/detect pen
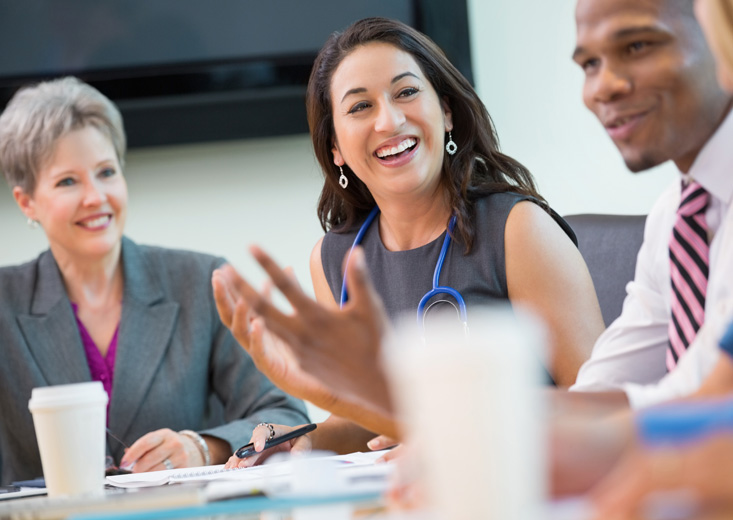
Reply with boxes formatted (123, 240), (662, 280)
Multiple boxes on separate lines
(235, 423), (317, 459)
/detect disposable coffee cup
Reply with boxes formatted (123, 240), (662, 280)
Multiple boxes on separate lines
(28, 382), (108, 497)
(383, 305), (547, 520)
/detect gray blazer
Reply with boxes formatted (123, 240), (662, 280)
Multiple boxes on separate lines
(0, 237), (308, 484)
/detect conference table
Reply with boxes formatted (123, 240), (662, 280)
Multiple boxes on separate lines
(3, 455), (732, 520)
(5, 484), (733, 520)
(0, 451), (391, 520)
(1, 484), (386, 520)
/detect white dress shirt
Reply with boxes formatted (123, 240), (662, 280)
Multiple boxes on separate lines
(571, 110), (733, 408)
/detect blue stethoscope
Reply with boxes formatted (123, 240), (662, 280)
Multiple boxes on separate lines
(339, 206), (469, 333)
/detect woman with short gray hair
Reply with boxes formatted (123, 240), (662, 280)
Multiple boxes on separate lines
(0, 77), (125, 194)
(0, 77), (308, 485)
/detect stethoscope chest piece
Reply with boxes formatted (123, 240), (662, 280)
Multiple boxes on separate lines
(341, 206), (468, 334)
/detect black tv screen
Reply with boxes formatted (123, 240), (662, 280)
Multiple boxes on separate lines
(0, 0), (472, 148)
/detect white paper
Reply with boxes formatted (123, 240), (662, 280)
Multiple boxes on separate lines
(105, 450), (392, 489)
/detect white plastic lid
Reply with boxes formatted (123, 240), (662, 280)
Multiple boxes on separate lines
(28, 382), (108, 411)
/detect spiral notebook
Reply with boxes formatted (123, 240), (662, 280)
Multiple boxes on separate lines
(106, 451), (386, 489)
(106, 464), (258, 488)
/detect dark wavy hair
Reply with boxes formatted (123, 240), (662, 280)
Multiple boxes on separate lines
(307, 17), (546, 252)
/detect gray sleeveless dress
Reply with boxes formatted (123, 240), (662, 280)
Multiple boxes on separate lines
(321, 192), (576, 325)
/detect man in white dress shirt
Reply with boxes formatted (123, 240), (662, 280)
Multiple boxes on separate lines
(569, 0), (733, 408)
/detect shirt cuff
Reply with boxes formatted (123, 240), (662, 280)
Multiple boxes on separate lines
(622, 381), (677, 409)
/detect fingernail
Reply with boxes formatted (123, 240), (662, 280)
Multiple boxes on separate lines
(120, 461), (135, 471)
(367, 439), (379, 450)
(352, 248), (366, 271)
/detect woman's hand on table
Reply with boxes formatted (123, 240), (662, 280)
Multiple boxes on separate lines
(367, 434), (401, 463)
(224, 423), (313, 469)
(120, 428), (203, 472)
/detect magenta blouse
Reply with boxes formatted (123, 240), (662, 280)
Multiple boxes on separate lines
(71, 303), (119, 424)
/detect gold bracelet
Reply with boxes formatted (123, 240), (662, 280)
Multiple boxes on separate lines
(179, 429), (211, 466)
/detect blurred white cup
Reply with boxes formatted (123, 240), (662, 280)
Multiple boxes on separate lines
(260, 450), (351, 520)
(28, 381), (108, 497)
(383, 305), (547, 520)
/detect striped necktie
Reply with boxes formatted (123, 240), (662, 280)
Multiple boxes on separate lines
(667, 180), (710, 371)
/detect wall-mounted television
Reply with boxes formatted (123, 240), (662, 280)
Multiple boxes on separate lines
(0, 0), (472, 149)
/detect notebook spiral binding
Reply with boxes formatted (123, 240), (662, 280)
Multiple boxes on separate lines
(171, 465), (244, 481)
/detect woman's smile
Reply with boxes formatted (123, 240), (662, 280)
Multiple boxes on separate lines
(76, 213), (113, 230)
(374, 136), (419, 167)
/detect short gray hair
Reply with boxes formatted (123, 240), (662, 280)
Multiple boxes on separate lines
(0, 77), (126, 195)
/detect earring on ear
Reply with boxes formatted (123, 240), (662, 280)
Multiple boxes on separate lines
(338, 165), (348, 189)
(26, 218), (39, 229)
(445, 132), (457, 155)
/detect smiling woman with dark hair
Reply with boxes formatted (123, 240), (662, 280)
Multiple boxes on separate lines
(216, 17), (605, 468)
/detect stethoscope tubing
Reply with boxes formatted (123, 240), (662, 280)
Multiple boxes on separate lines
(339, 206), (380, 307)
(340, 207), (468, 329)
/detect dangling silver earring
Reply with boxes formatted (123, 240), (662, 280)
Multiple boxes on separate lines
(338, 165), (348, 189)
(445, 132), (457, 155)
(27, 218), (39, 229)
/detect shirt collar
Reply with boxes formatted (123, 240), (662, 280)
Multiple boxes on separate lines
(684, 108), (733, 205)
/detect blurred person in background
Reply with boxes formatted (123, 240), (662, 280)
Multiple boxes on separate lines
(587, 0), (733, 514)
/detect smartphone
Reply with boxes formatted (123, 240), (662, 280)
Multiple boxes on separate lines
(235, 423), (317, 459)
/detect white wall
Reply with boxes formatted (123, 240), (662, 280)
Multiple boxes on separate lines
(467, 0), (675, 215)
(0, 1), (678, 422)
(1, 134), (324, 291)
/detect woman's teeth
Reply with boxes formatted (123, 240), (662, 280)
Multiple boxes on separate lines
(376, 138), (417, 158)
(81, 215), (109, 228)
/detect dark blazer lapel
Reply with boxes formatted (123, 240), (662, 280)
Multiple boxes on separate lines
(17, 250), (90, 386)
(110, 238), (179, 440)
